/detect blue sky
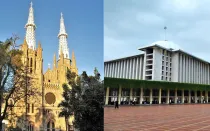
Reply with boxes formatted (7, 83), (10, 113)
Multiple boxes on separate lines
(0, 0), (104, 78)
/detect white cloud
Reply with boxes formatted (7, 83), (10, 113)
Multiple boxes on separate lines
(104, 0), (210, 63)
(136, 12), (165, 25)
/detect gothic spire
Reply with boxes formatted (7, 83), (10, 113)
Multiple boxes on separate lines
(58, 12), (69, 59)
(58, 12), (68, 37)
(53, 53), (56, 69)
(25, 1), (36, 50)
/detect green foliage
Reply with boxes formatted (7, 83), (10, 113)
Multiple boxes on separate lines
(59, 68), (104, 131)
(104, 77), (210, 91)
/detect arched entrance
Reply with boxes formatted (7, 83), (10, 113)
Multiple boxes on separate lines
(47, 121), (55, 131)
(27, 123), (34, 131)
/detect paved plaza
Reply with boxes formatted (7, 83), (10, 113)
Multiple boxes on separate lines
(104, 104), (210, 131)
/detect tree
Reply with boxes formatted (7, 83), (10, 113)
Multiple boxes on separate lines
(58, 70), (78, 131)
(59, 68), (104, 131)
(0, 36), (40, 130)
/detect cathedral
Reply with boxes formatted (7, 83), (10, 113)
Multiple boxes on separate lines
(6, 2), (78, 130)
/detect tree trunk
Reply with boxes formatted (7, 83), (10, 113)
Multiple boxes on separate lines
(0, 119), (3, 131)
(65, 117), (69, 131)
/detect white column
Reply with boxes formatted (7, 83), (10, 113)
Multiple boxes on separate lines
(186, 56), (188, 83)
(136, 57), (139, 79)
(119, 61), (122, 78)
(183, 55), (185, 82)
(126, 60), (129, 79)
(150, 88), (153, 104)
(208, 66), (209, 84)
(129, 59), (132, 79)
(200, 91), (203, 103)
(123, 60), (126, 78)
(158, 88), (161, 104)
(166, 89), (170, 104)
(132, 58), (135, 79)
(118, 86), (122, 105)
(179, 54), (182, 82)
(105, 87), (109, 105)
(116, 62), (119, 78)
(188, 90), (191, 104)
(110, 63), (112, 77)
(104, 64), (107, 77)
(199, 62), (201, 84)
(140, 87), (143, 104)
(114, 62), (117, 78)
(195, 90), (197, 103)
(205, 90), (208, 103)
(182, 89), (184, 104)
(130, 88), (133, 103)
(139, 57), (142, 79)
(175, 88), (177, 104)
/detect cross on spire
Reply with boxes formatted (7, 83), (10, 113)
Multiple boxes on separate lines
(48, 63), (51, 69)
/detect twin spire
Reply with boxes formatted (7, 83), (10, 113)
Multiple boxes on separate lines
(25, 1), (36, 50)
(25, 2), (70, 60)
(58, 13), (70, 59)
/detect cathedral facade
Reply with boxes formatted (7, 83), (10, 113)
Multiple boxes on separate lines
(7, 2), (78, 130)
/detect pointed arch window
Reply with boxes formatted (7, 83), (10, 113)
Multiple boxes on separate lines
(47, 121), (55, 131)
(27, 123), (34, 131)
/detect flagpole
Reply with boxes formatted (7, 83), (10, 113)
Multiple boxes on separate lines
(164, 26), (167, 41)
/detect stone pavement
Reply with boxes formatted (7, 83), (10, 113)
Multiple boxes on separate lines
(104, 104), (210, 131)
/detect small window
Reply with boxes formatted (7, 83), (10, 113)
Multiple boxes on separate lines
(32, 104), (34, 113)
(162, 66), (164, 70)
(48, 80), (50, 82)
(161, 76), (163, 80)
(27, 104), (30, 113)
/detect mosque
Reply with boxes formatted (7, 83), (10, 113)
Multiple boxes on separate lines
(104, 37), (210, 106)
(4, 2), (78, 131)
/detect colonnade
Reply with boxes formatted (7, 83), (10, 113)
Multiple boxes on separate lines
(105, 87), (210, 105)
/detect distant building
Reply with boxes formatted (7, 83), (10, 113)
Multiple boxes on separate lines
(104, 40), (210, 105)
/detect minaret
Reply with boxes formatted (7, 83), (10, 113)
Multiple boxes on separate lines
(25, 2), (36, 50)
(58, 12), (69, 59)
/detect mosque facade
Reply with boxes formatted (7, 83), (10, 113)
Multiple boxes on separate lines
(104, 40), (210, 106)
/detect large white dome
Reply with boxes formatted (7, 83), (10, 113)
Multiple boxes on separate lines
(150, 41), (182, 50)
